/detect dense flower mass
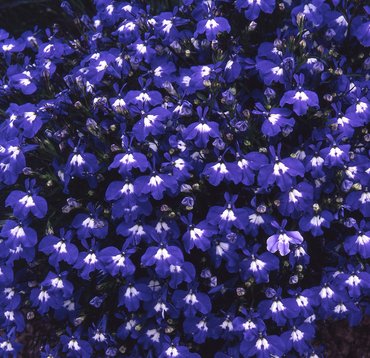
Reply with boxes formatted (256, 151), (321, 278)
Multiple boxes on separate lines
(0, 0), (369, 356)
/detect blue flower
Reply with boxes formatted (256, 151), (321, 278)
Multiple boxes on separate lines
(9, 71), (37, 95)
(98, 246), (136, 277)
(266, 220), (304, 256)
(159, 338), (201, 358)
(345, 187), (370, 217)
(182, 106), (220, 148)
(72, 204), (108, 240)
(61, 330), (93, 357)
(259, 293), (299, 326)
(280, 74), (319, 116)
(257, 145), (305, 191)
(108, 149), (149, 176)
(195, 17), (231, 41)
(39, 229), (79, 268)
(240, 332), (285, 358)
(134, 171), (178, 201)
(207, 193), (249, 232)
(0, 219), (37, 249)
(181, 214), (215, 252)
(74, 248), (102, 280)
(240, 246), (279, 283)
(299, 208), (334, 236)
(344, 220), (370, 258)
(5, 179), (47, 219)
(236, 0), (276, 21)
(281, 323), (315, 355)
(172, 287), (212, 316)
(132, 107), (171, 142)
(253, 103), (295, 137)
(30, 286), (62, 314)
(118, 282), (151, 312)
(65, 144), (99, 181)
(141, 242), (184, 278)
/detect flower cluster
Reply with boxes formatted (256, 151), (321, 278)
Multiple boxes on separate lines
(0, 0), (369, 356)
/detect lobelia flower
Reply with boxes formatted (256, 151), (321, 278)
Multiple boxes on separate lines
(161, 153), (193, 181)
(315, 280), (341, 313)
(343, 220), (370, 259)
(345, 187), (370, 217)
(233, 308), (266, 341)
(141, 240), (184, 278)
(9, 70), (37, 95)
(6, 102), (44, 138)
(0, 218), (37, 249)
(252, 103), (295, 137)
(195, 16), (231, 41)
(281, 322), (316, 355)
(235, 0), (276, 21)
(5, 179), (47, 219)
(137, 324), (164, 351)
(118, 282), (151, 312)
(74, 244), (103, 280)
(304, 143), (326, 179)
(183, 315), (219, 344)
(240, 331), (285, 358)
(277, 181), (313, 216)
(266, 220), (304, 256)
(65, 143), (99, 180)
(207, 193), (249, 233)
(258, 291), (300, 326)
(181, 213), (215, 252)
(134, 169), (178, 201)
(168, 261), (196, 289)
(128, 36), (157, 63)
(39, 229), (79, 268)
(289, 288), (318, 318)
(352, 13), (370, 47)
(202, 156), (241, 186)
(61, 329), (93, 357)
(0, 138), (29, 185)
(299, 207), (334, 237)
(234, 150), (268, 186)
(257, 145), (305, 192)
(0, 333), (22, 357)
(89, 318), (109, 349)
(209, 237), (240, 272)
(0, 265), (13, 286)
(132, 106), (171, 142)
(319, 135), (350, 168)
(30, 286), (62, 314)
(116, 217), (152, 248)
(291, 0), (330, 28)
(172, 286), (212, 317)
(182, 106), (220, 148)
(154, 11), (189, 44)
(108, 147), (150, 176)
(239, 245), (279, 284)
(105, 177), (138, 210)
(72, 204), (108, 240)
(255, 41), (293, 85)
(342, 154), (370, 186)
(158, 337), (201, 358)
(42, 271), (74, 298)
(289, 242), (310, 267)
(98, 246), (136, 277)
(280, 74), (319, 116)
(336, 265), (370, 298)
(244, 201), (274, 237)
(327, 102), (364, 137)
